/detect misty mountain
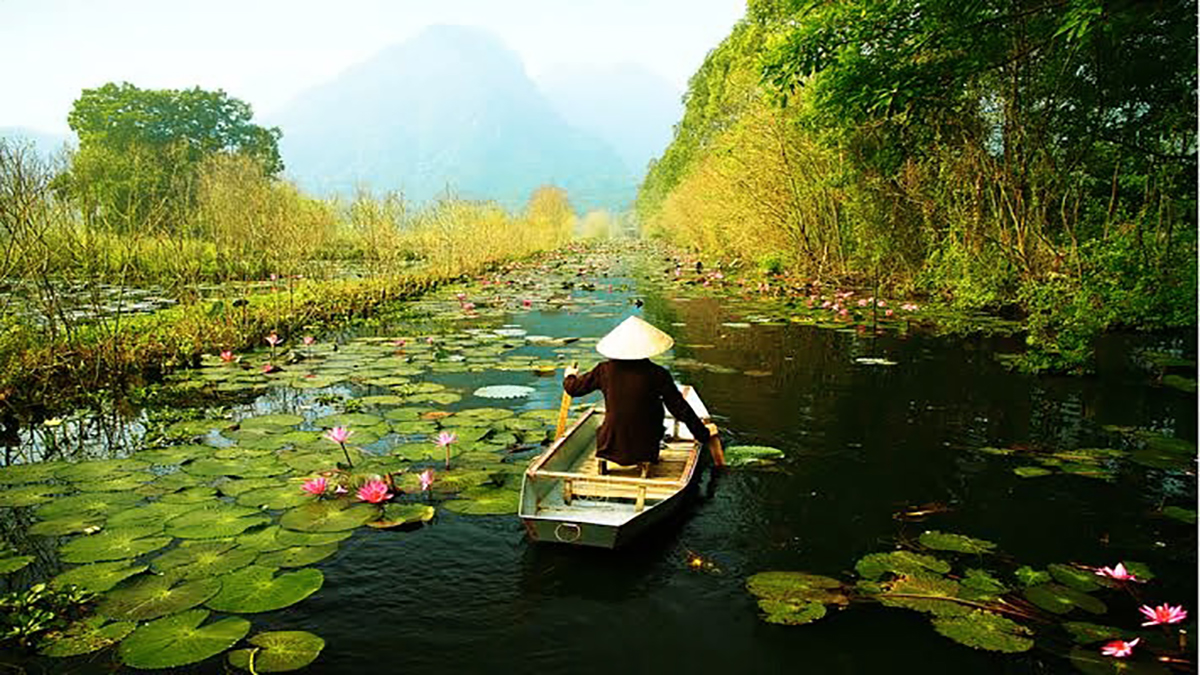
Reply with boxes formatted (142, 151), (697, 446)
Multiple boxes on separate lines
(535, 63), (682, 177)
(269, 25), (634, 211)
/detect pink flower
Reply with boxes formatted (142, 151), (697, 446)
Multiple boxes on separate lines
(522, 299), (533, 308)
(262, 363), (278, 374)
(301, 476), (327, 496)
(425, 336), (434, 344)
(356, 479), (393, 504)
(462, 302), (476, 311)
(885, 309), (894, 317)
(270, 273), (278, 282)
(220, 350), (236, 362)
(303, 336), (315, 346)
(1100, 638), (1139, 658)
(455, 292), (467, 301)
(324, 426), (353, 445)
(878, 300), (887, 307)
(265, 333), (281, 347)
(902, 303), (920, 311)
(838, 308), (849, 317)
(435, 431), (457, 447)
(1140, 603), (1188, 626)
(857, 298), (869, 307)
(419, 469), (435, 492)
(1095, 562), (1139, 582)
(394, 339), (406, 347)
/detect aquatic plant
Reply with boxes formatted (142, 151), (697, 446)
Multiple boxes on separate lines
(1094, 563), (1140, 582)
(1139, 603), (1187, 626)
(436, 431), (457, 469)
(0, 583), (94, 650)
(1100, 638), (1138, 658)
(356, 479), (393, 504)
(419, 468), (435, 492)
(324, 426), (355, 468)
(301, 476), (328, 496)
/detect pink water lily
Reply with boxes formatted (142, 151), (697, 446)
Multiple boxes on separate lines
(303, 336), (315, 346)
(1139, 603), (1188, 626)
(356, 479), (393, 504)
(301, 476), (328, 496)
(325, 426), (353, 444)
(462, 302), (476, 312)
(419, 469), (435, 492)
(265, 332), (281, 347)
(1095, 562), (1139, 582)
(522, 299), (533, 308)
(220, 350), (236, 363)
(1100, 638), (1139, 658)
(436, 431), (457, 469)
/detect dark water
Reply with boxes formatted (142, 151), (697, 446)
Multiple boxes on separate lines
(4, 253), (1197, 674)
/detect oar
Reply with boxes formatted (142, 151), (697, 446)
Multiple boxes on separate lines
(705, 422), (726, 468)
(554, 362), (578, 440)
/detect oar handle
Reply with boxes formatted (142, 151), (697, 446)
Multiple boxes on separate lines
(554, 362), (579, 440)
(705, 422), (725, 468)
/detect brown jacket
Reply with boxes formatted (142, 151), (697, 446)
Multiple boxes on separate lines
(563, 359), (711, 465)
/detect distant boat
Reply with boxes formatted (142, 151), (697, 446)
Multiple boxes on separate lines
(519, 386), (711, 548)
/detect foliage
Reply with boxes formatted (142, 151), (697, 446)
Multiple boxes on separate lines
(0, 583), (94, 649)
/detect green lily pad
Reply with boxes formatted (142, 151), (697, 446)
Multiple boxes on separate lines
(725, 445), (785, 467)
(236, 485), (312, 510)
(55, 459), (149, 482)
(368, 503), (436, 529)
(184, 457), (290, 478)
(746, 571), (845, 606)
(391, 420), (440, 435)
(1013, 466), (1053, 478)
(108, 501), (207, 529)
(219, 477), (280, 496)
(160, 486), (220, 503)
(280, 500), (380, 532)
(166, 419), (228, 437)
(74, 472), (155, 492)
(0, 483), (68, 507)
(99, 574), (222, 621)
(756, 598), (827, 625)
(29, 512), (106, 536)
(40, 616), (136, 657)
(37, 492), (143, 520)
(135, 445), (210, 465)
(1162, 505), (1197, 524)
(274, 528), (354, 548)
(443, 485), (520, 515)
(60, 527), (172, 563)
(960, 569), (1008, 599)
(255, 544), (339, 568)
(931, 609), (1034, 653)
(1048, 563), (1102, 592)
(856, 551), (951, 581)
(1161, 374), (1197, 393)
(119, 609), (250, 669)
(0, 553), (34, 574)
(153, 540), (258, 579)
(1118, 561), (1155, 581)
(918, 531), (997, 555)
(167, 505), (271, 539)
(238, 414), (304, 430)
(52, 561), (149, 593)
(1023, 583), (1107, 615)
(313, 413), (383, 428)
(206, 565), (324, 613)
(0, 461), (63, 484)
(227, 631), (325, 672)
(1015, 565), (1052, 587)
(1062, 621), (1125, 644)
(878, 575), (971, 617)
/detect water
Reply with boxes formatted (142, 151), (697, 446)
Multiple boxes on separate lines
(2, 247), (1196, 673)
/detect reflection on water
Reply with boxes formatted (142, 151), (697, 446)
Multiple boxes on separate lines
(1, 248), (1195, 674)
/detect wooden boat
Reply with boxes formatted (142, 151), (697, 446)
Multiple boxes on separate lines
(519, 385), (711, 549)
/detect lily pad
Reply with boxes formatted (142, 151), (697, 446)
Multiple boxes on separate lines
(931, 609), (1034, 653)
(153, 540), (258, 579)
(0, 461), (63, 484)
(60, 527), (172, 563)
(856, 551), (951, 581)
(37, 492), (142, 520)
(879, 575), (972, 617)
(236, 485), (312, 510)
(107, 501), (207, 529)
(238, 414), (304, 430)
(959, 569), (1007, 599)
(52, 561), (149, 593)
(368, 503), (436, 529)
(724, 445), (785, 467)
(443, 485), (520, 515)
(756, 598), (828, 625)
(1062, 621), (1125, 644)
(0, 483), (68, 507)
(1015, 565), (1052, 587)
(1048, 563), (1101, 592)
(166, 505), (272, 539)
(472, 384), (535, 399)
(1013, 466), (1053, 478)
(119, 609), (250, 669)
(159, 486), (220, 503)
(29, 512), (106, 536)
(746, 571), (845, 607)
(39, 616), (136, 657)
(1162, 505), (1197, 524)
(255, 544), (339, 568)
(206, 566), (324, 613)
(1068, 646), (1171, 675)
(918, 531), (997, 555)
(99, 574), (222, 621)
(274, 528), (354, 548)
(313, 413), (383, 428)
(227, 631), (326, 672)
(0, 553), (34, 574)
(280, 500), (380, 532)
(1023, 583), (1107, 615)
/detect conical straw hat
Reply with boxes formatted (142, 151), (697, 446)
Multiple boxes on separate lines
(596, 316), (674, 360)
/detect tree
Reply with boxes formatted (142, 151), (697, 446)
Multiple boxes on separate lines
(64, 82), (282, 233)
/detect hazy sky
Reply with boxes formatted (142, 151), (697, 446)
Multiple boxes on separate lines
(1, 0), (746, 133)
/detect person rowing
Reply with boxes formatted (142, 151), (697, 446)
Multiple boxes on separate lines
(562, 316), (719, 471)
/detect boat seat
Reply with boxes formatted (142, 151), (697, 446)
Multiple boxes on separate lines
(597, 459), (649, 477)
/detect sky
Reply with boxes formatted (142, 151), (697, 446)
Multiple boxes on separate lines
(0, 0), (747, 134)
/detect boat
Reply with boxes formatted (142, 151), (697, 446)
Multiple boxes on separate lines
(519, 385), (713, 549)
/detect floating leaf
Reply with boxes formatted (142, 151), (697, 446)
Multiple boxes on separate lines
(1014, 566), (1052, 587)
(153, 540), (258, 579)
(52, 561), (148, 593)
(37, 492), (142, 520)
(99, 574), (222, 621)
(1023, 583), (1106, 615)
(0, 553), (34, 574)
(1048, 563), (1101, 592)
(1013, 466), (1053, 478)
(227, 631), (325, 672)
(443, 485), (520, 515)
(236, 485), (312, 510)
(255, 544), (339, 568)
(0, 461), (63, 484)
(274, 528), (353, 548)
(879, 575), (971, 617)
(238, 414), (304, 430)
(472, 385), (535, 399)
(166, 505), (272, 539)
(60, 527), (172, 564)
(135, 445), (209, 465)
(725, 445), (785, 467)
(1118, 561), (1155, 581)
(960, 569), (1008, 599)
(918, 531), (997, 555)
(746, 571), (845, 607)
(206, 566), (323, 613)
(1062, 622), (1125, 644)
(757, 598), (827, 625)
(56, 459), (149, 482)
(40, 616), (136, 657)
(0, 483), (66, 507)
(1162, 505), (1196, 524)
(280, 500), (379, 532)
(368, 503), (435, 529)
(160, 486), (220, 503)
(313, 413), (383, 428)
(29, 512), (106, 536)
(931, 609), (1034, 653)
(119, 609), (250, 669)
(107, 501), (207, 529)
(856, 551), (951, 581)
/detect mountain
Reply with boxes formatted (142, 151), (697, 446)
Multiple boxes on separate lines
(536, 63), (683, 178)
(269, 25), (633, 211)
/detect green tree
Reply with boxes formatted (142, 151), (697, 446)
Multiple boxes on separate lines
(65, 82), (282, 233)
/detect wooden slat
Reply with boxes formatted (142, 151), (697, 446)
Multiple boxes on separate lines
(531, 469), (684, 488)
(569, 480), (678, 501)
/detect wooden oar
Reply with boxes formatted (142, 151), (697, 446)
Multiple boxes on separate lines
(705, 422), (726, 468)
(554, 362), (578, 440)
